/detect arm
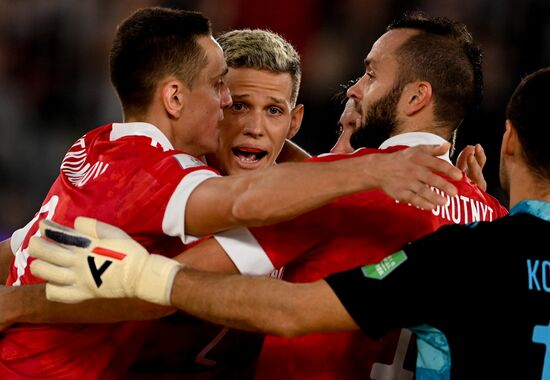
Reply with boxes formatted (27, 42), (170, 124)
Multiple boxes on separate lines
(186, 143), (462, 236)
(0, 239), (12, 283)
(0, 283), (174, 330)
(169, 268), (357, 337)
(276, 139), (311, 163)
(0, 239), (231, 329)
(28, 217), (358, 336)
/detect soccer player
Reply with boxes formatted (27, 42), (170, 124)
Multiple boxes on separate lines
(30, 66), (550, 380)
(0, 7), (461, 379)
(179, 12), (508, 379)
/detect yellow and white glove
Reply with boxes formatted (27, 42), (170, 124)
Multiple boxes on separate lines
(29, 217), (182, 305)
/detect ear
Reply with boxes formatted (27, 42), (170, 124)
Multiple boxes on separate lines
(403, 81), (432, 116)
(161, 79), (187, 119)
(288, 104), (304, 138)
(501, 119), (519, 157)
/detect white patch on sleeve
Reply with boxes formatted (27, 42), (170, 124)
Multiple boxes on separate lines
(174, 153), (208, 170)
(213, 228), (274, 275)
(162, 169), (219, 244)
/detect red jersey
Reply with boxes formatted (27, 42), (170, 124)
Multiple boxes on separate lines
(2, 122), (218, 379)
(215, 133), (509, 379)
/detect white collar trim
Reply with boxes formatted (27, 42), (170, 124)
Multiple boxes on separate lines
(110, 122), (174, 152)
(378, 132), (451, 163)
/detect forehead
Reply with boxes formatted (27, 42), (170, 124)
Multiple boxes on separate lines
(365, 28), (417, 71)
(226, 67), (293, 103)
(197, 35), (227, 77)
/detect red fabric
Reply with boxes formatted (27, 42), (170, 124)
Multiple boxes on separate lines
(252, 147), (508, 379)
(2, 123), (217, 379)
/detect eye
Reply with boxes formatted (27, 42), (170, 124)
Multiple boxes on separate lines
(231, 102), (246, 112)
(267, 106), (283, 115)
(366, 70), (375, 80)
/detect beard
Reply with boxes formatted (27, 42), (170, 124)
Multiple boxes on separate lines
(350, 83), (402, 150)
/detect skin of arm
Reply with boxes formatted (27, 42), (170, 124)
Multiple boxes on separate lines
(169, 267), (358, 337)
(0, 283), (175, 331)
(0, 239), (12, 284)
(1, 145), (459, 329)
(185, 143), (462, 236)
(0, 238), (229, 330)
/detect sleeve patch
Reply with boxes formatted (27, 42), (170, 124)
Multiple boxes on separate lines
(361, 250), (407, 280)
(173, 153), (207, 170)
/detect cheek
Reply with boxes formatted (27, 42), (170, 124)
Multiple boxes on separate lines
(267, 122), (292, 150)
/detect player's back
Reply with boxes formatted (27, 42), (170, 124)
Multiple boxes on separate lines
(253, 146), (508, 379)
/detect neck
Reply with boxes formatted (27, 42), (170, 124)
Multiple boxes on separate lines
(508, 169), (550, 209)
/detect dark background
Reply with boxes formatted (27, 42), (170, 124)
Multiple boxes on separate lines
(1, 0), (549, 238)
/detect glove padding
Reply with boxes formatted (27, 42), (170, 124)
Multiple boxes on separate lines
(29, 217), (181, 305)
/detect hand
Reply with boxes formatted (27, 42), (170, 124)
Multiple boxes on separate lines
(373, 143), (462, 210)
(28, 217), (181, 305)
(456, 144), (487, 191)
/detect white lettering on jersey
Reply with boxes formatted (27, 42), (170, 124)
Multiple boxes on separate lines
(13, 196), (59, 286)
(61, 137), (109, 187)
(429, 188), (494, 223)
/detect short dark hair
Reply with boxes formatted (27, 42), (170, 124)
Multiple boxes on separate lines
(387, 11), (483, 131)
(506, 67), (550, 180)
(110, 7), (212, 117)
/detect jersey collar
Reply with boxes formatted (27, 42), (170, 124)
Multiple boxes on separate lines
(379, 132), (452, 164)
(509, 200), (550, 222)
(110, 122), (174, 152)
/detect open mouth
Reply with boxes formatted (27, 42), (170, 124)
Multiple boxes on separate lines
(232, 146), (268, 163)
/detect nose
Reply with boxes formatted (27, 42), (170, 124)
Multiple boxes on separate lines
(242, 112), (265, 137)
(330, 132), (354, 154)
(346, 77), (363, 100)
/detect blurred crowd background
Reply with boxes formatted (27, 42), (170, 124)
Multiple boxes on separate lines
(0, 0), (549, 238)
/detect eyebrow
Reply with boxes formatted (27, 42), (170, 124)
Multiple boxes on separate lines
(364, 58), (375, 70)
(212, 66), (229, 80)
(232, 94), (289, 107)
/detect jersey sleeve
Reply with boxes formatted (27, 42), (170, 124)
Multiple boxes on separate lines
(161, 159), (219, 244)
(123, 152), (219, 246)
(213, 227), (274, 275)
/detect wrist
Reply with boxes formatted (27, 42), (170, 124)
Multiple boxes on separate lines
(135, 254), (182, 305)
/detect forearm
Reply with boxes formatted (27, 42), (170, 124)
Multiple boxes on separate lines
(169, 267), (357, 337)
(186, 144), (462, 236)
(1, 283), (174, 326)
(0, 239), (13, 283)
(187, 157), (380, 236)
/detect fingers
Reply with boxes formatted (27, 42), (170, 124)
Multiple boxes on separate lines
(29, 236), (75, 267)
(456, 145), (475, 172)
(474, 144), (486, 168)
(414, 144), (462, 181)
(398, 182), (447, 210)
(74, 217), (100, 238)
(75, 216), (131, 240)
(46, 284), (88, 304)
(467, 154), (487, 191)
(39, 220), (93, 249)
(30, 259), (76, 286)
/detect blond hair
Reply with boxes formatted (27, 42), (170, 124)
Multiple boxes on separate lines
(217, 29), (301, 106)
